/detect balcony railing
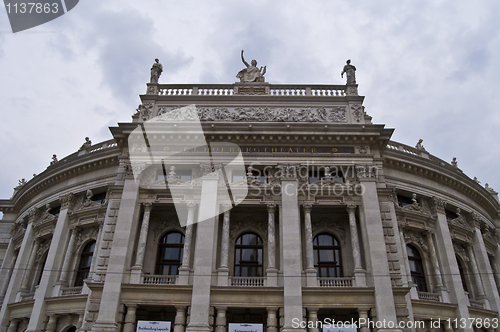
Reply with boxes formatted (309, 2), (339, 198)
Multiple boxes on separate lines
(154, 84), (349, 97)
(61, 286), (83, 296)
(318, 277), (353, 287)
(143, 275), (178, 285)
(230, 277), (266, 287)
(417, 291), (440, 302)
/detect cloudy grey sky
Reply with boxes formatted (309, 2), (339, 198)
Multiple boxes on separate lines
(0, 1), (499, 208)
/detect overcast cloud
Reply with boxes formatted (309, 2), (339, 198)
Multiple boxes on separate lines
(0, 1), (499, 211)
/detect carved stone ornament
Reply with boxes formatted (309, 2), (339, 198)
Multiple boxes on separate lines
(468, 212), (483, 229)
(60, 193), (74, 210)
(10, 222), (26, 238)
(355, 165), (378, 180)
(449, 212), (472, 231)
(137, 103), (154, 122)
(313, 217), (346, 243)
(230, 215), (267, 243)
(79, 190), (100, 209)
(153, 217), (180, 239)
(453, 243), (468, 262)
(403, 230), (429, 255)
(147, 85), (157, 95)
(73, 227), (99, 253)
(351, 104), (363, 123)
(355, 146), (370, 154)
(274, 165), (302, 181)
(28, 208), (38, 224)
(156, 106), (347, 123)
(430, 196), (446, 214)
(36, 240), (50, 262)
(402, 193), (424, 213)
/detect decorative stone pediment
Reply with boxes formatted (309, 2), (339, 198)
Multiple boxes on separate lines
(152, 217), (181, 240)
(74, 226), (99, 253)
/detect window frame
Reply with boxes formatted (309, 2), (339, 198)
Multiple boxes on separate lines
(155, 231), (185, 276)
(234, 232), (264, 277)
(406, 244), (428, 292)
(74, 240), (96, 287)
(313, 233), (343, 278)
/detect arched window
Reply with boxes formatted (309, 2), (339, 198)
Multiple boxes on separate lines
(313, 233), (342, 277)
(234, 233), (263, 277)
(156, 232), (184, 275)
(74, 241), (96, 287)
(406, 244), (428, 292)
(457, 256), (469, 293)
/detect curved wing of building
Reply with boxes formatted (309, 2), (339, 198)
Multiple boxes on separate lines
(0, 76), (499, 332)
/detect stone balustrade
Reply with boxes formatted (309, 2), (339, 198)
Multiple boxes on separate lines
(143, 275), (178, 285)
(61, 286), (83, 296)
(417, 291), (440, 302)
(152, 84), (349, 97)
(230, 276), (266, 287)
(318, 277), (353, 287)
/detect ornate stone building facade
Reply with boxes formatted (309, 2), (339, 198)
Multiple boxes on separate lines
(0, 68), (499, 332)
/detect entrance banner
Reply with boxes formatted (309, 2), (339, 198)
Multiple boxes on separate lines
(228, 323), (263, 332)
(323, 324), (357, 332)
(137, 321), (171, 332)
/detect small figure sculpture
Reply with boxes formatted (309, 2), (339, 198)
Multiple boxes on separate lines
(18, 178), (27, 186)
(236, 50), (266, 83)
(79, 137), (92, 150)
(82, 189), (94, 208)
(50, 154), (58, 165)
(456, 208), (461, 216)
(473, 177), (480, 184)
(150, 58), (163, 83)
(451, 157), (458, 167)
(415, 139), (426, 151)
(411, 193), (418, 205)
(341, 59), (356, 85)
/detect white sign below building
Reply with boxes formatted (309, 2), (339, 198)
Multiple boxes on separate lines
(136, 320), (171, 332)
(228, 323), (263, 332)
(323, 324), (357, 332)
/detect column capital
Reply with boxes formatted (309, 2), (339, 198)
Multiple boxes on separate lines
(346, 204), (357, 213)
(303, 204), (313, 213)
(59, 192), (75, 210)
(143, 202), (153, 212)
(267, 203), (276, 213)
(431, 196), (446, 214)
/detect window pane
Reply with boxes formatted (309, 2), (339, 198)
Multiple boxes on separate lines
(167, 232), (183, 244)
(319, 250), (334, 262)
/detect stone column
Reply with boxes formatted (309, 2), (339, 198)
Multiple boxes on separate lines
(279, 167), (305, 332)
(58, 227), (78, 285)
(346, 204), (366, 287)
(6, 318), (20, 332)
(20, 238), (40, 291)
(357, 309), (369, 332)
(27, 192), (78, 332)
(266, 308), (278, 332)
(174, 307), (187, 332)
(303, 204), (317, 287)
(431, 197), (472, 331)
(491, 250), (500, 295)
(179, 203), (196, 285)
(267, 204), (278, 286)
(0, 250), (18, 300)
(130, 203), (153, 283)
(307, 308), (319, 332)
(91, 176), (141, 332)
(135, 203), (153, 267)
(186, 175), (219, 332)
(426, 231), (448, 301)
(45, 315), (58, 332)
(217, 205), (231, 286)
(471, 220), (500, 314)
(467, 245), (486, 300)
(214, 307), (226, 332)
(357, 166), (399, 327)
(123, 304), (137, 332)
(346, 205), (362, 270)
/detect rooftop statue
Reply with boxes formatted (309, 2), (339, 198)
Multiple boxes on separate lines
(341, 59), (356, 85)
(236, 50), (266, 83)
(150, 58), (163, 83)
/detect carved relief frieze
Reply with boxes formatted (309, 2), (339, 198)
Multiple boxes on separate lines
(137, 103), (154, 122)
(430, 197), (446, 215)
(449, 209), (473, 233)
(355, 165), (378, 180)
(156, 106), (347, 123)
(351, 104), (363, 122)
(60, 193), (75, 210)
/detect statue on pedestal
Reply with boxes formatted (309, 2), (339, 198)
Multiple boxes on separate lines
(236, 50), (266, 83)
(150, 58), (163, 83)
(341, 59), (356, 85)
